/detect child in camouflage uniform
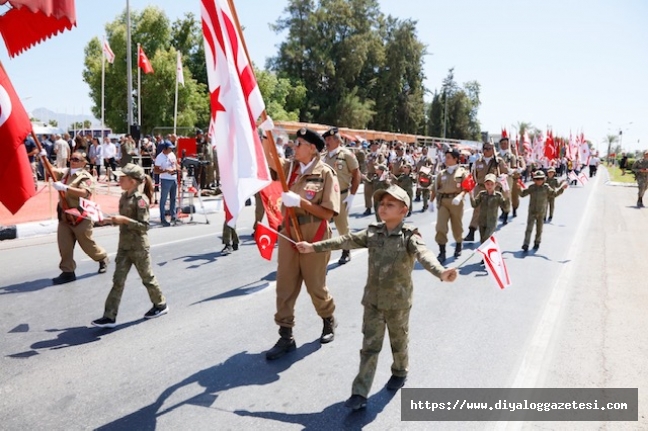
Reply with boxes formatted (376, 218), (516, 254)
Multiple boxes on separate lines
(470, 174), (507, 244)
(296, 185), (457, 411)
(519, 170), (567, 252)
(394, 163), (415, 216)
(544, 167), (566, 222)
(416, 165), (434, 212)
(92, 163), (168, 328)
(371, 164), (390, 222)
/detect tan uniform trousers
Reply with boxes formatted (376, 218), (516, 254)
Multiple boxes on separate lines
(363, 181), (374, 210)
(57, 218), (108, 272)
(275, 220), (335, 328)
(512, 177), (522, 210)
(332, 190), (350, 236)
(254, 192), (265, 228)
(468, 185), (486, 229)
(435, 197), (464, 245)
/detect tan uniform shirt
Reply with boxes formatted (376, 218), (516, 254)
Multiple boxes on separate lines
(322, 147), (359, 193)
(436, 166), (468, 195)
(471, 156), (509, 185)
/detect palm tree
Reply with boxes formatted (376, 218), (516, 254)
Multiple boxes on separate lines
(602, 134), (619, 164)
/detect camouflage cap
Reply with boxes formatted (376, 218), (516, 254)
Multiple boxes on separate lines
(484, 173), (497, 183)
(375, 163), (387, 172)
(533, 170), (546, 179)
(373, 185), (411, 208)
(115, 163), (145, 181)
(547, 167), (556, 173)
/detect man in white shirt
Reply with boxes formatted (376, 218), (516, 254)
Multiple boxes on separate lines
(589, 154), (600, 177)
(54, 134), (70, 168)
(154, 141), (178, 226)
(101, 137), (118, 181)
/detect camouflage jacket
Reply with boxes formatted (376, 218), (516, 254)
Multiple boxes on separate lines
(632, 158), (648, 182)
(118, 190), (150, 250)
(470, 191), (506, 226)
(395, 173), (415, 193)
(546, 177), (566, 199)
(313, 222), (445, 309)
(520, 183), (561, 214)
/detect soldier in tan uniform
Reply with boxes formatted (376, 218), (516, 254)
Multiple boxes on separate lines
(262, 128), (341, 360)
(433, 149), (469, 262)
(51, 151), (109, 285)
(295, 185), (457, 410)
(362, 141), (386, 216)
(497, 137), (516, 223)
(322, 127), (361, 265)
(464, 142), (509, 242)
(414, 146), (435, 204)
(91, 164), (168, 328)
(389, 144), (408, 176)
(510, 148), (527, 218)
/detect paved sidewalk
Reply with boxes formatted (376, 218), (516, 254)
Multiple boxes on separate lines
(0, 179), (222, 240)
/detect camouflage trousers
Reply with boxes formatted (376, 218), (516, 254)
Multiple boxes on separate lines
(419, 188), (431, 210)
(524, 212), (546, 246)
(103, 248), (166, 320)
(547, 197), (556, 218)
(351, 304), (410, 397)
(222, 223), (239, 245)
(638, 180), (647, 199)
(478, 222), (497, 244)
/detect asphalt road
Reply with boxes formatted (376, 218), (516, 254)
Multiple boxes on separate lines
(1, 168), (645, 430)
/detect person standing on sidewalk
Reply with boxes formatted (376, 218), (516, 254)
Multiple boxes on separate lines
(322, 127), (361, 265)
(632, 150), (648, 208)
(91, 164), (168, 328)
(154, 141), (178, 226)
(51, 151), (109, 285)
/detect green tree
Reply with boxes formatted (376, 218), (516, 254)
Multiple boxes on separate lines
(603, 134), (619, 159)
(82, 6), (209, 135)
(48, 119), (58, 127)
(255, 68), (306, 121)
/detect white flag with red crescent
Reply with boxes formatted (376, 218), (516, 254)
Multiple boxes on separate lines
(477, 235), (511, 289)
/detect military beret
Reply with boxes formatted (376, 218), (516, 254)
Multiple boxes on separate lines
(373, 185), (411, 208)
(499, 136), (509, 143)
(322, 127), (339, 139)
(484, 173), (497, 183)
(446, 148), (460, 159)
(296, 128), (325, 151)
(533, 170), (546, 179)
(115, 163), (145, 181)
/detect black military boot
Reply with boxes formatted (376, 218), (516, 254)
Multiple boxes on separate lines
(512, 208), (517, 218)
(52, 272), (76, 285)
(98, 257), (109, 274)
(463, 227), (476, 242)
(266, 326), (296, 360)
(437, 244), (446, 263)
(454, 243), (462, 258)
(363, 208), (372, 216)
(320, 316), (337, 343)
(638, 197), (644, 208)
(338, 250), (351, 265)
(501, 213), (509, 225)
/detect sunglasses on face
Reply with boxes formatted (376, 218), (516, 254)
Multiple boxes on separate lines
(295, 140), (312, 148)
(483, 147), (493, 151)
(70, 157), (83, 162)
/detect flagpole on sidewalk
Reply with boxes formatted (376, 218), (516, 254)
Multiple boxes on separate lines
(225, 0), (303, 241)
(173, 52), (179, 135)
(137, 43), (141, 128)
(101, 36), (106, 137)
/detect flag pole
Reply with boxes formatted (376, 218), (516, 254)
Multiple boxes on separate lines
(137, 43), (141, 128)
(225, 0), (302, 241)
(101, 36), (106, 137)
(173, 52), (179, 135)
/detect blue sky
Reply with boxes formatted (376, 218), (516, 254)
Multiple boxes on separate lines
(1, 0), (646, 153)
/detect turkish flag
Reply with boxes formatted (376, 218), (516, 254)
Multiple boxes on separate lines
(461, 173), (476, 192)
(138, 45), (154, 74)
(254, 222), (278, 261)
(259, 180), (283, 231)
(0, 64), (35, 214)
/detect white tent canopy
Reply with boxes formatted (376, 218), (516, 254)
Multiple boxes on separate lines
(31, 121), (65, 136)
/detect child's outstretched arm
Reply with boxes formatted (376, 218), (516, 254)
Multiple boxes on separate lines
(440, 268), (458, 282)
(295, 242), (315, 253)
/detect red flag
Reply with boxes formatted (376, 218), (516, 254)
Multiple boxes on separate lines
(103, 37), (115, 64)
(461, 173), (476, 192)
(477, 235), (511, 289)
(501, 128), (508, 139)
(201, 0), (271, 227)
(516, 177), (526, 190)
(138, 45), (154, 74)
(254, 222), (278, 261)
(0, 0), (76, 58)
(259, 180), (283, 231)
(544, 130), (556, 160)
(0, 64), (36, 214)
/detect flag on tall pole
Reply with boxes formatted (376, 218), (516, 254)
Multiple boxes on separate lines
(103, 38), (115, 64)
(201, 0), (271, 227)
(176, 51), (185, 86)
(138, 44), (154, 74)
(0, 63), (36, 214)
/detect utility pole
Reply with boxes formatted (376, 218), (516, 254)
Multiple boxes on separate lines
(126, 0), (134, 128)
(442, 89), (447, 139)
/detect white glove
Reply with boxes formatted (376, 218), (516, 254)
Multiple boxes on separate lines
(281, 191), (301, 208)
(39, 149), (47, 157)
(428, 203), (436, 213)
(452, 192), (464, 206)
(52, 181), (69, 192)
(342, 193), (355, 209)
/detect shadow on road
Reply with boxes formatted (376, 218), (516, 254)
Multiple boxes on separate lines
(234, 388), (396, 431)
(0, 272), (103, 296)
(192, 271), (277, 305)
(95, 341), (322, 430)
